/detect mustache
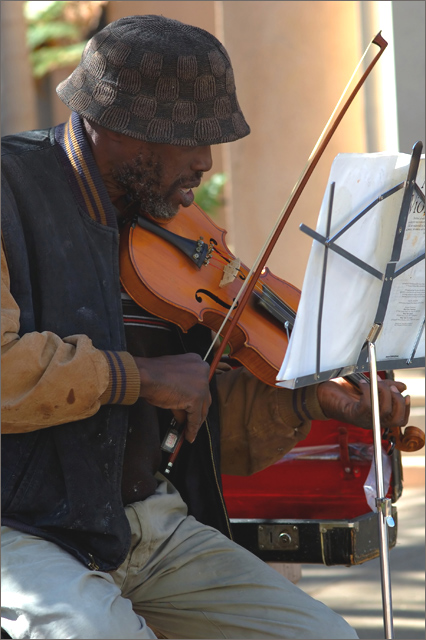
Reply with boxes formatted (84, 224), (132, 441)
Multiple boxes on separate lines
(166, 171), (204, 197)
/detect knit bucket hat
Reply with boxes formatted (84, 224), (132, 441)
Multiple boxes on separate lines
(56, 14), (250, 146)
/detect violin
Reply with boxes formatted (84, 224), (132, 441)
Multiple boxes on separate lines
(120, 201), (299, 388)
(119, 203), (425, 453)
(119, 34), (391, 386)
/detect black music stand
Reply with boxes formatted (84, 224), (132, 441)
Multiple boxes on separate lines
(277, 142), (425, 639)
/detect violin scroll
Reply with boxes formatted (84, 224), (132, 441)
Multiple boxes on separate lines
(386, 425), (425, 453)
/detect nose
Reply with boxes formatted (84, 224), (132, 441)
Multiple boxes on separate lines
(191, 146), (213, 173)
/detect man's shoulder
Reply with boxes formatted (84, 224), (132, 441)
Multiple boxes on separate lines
(1, 127), (57, 158)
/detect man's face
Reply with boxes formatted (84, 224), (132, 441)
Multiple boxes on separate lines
(111, 141), (212, 221)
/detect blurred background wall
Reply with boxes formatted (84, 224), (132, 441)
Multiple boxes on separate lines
(1, 0), (425, 287)
(1, 5), (424, 624)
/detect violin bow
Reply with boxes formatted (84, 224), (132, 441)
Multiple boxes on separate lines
(206, 32), (388, 376)
(165, 32), (388, 473)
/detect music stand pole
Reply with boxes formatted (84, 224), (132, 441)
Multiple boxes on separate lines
(368, 327), (395, 639)
(282, 142), (423, 637)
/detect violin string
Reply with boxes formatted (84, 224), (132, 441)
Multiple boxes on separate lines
(207, 262), (226, 272)
(209, 255), (229, 266)
(204, 259), (297, 324)
(207, 248), (297, 317)
(210, 247), (294, 312)
(210, 250), (296, 317)
(208, 253), (297, 314)
(193, 245), (296, 338)
(212, 251), (229, 264)
(209, 247), (295, 315)
(212, 247), (230, 260)
(211, 250), (233, 266)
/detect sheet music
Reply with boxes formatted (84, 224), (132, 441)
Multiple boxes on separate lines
(376, 164), (425, 363)
(277, 152), (425, 389)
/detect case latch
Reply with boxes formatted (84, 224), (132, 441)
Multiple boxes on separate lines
(258, 524), (300, 551)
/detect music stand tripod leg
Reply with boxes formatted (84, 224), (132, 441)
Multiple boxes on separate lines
(368, 331), (395, 639)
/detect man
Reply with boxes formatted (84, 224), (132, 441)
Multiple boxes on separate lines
(1, 14), (410, 640)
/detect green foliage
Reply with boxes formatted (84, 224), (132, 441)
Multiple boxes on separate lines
(24, 1), (64, 22)
(27, 21), (81, 51)
(29, 42), (87, 78)
(194, 173), (228, 216)
(23, 1), (104, 78)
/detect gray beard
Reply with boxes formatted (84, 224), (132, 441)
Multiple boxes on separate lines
(112, 154), (178, 221)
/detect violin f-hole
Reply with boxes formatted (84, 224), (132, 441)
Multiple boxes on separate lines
(195, 289), (238, 311)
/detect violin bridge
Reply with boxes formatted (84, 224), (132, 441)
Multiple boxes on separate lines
(219, 258), (241, 287)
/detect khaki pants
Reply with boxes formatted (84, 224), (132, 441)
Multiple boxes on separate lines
(1, 475), (358, 639)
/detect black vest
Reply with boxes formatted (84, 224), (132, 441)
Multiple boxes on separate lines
(1, 123), (230, 572)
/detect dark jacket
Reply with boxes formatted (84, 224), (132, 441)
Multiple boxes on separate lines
(1, 116), (230, 572)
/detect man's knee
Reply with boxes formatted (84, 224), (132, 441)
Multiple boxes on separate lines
(1, 609), (157, 640)
(46, 589), (158, 640)
(62, 611), (157, 639)
(311, 608), (358, 640)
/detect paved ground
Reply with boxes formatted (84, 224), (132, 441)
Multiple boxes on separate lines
(298, 483), (425, 639)
(298, 368), (425, 640)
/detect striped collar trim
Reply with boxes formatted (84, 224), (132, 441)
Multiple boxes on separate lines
(55, 112), (117, 228)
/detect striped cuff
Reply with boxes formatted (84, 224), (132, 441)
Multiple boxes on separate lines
(99, 351), (140, 406)
(277, 384), (328, 424)
(297, 384), (328, 421)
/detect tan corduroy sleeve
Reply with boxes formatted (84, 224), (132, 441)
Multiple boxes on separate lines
(217, 366), (327, 476)
(1, 243), (140, 434)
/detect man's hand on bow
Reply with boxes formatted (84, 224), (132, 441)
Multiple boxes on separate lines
(134, 353), (211, 443)
(316, 377), (410, 430)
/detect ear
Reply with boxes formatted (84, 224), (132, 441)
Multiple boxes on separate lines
(83, 117), (125, 145)
(102, 127), (146, 155)
(102, 127), (127, 144)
